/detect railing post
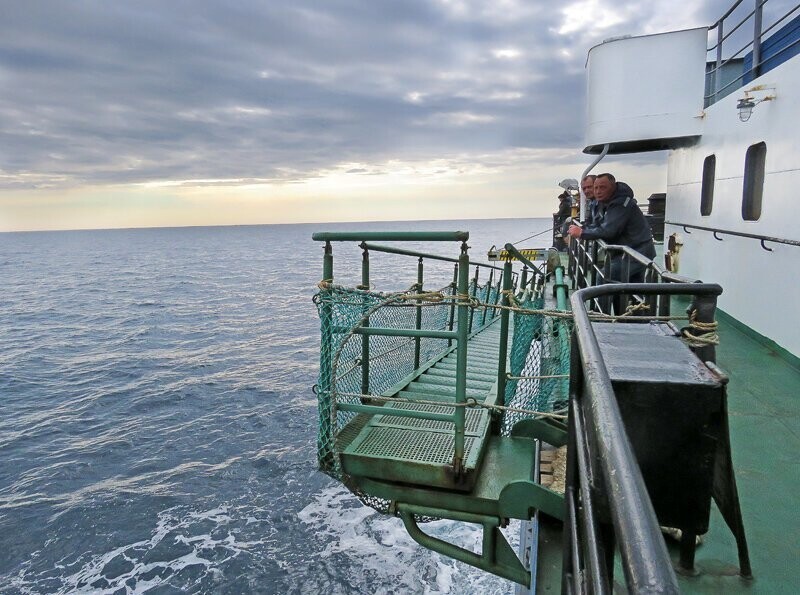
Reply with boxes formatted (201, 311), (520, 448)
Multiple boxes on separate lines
(589, 241), (598, 289)
(520, 265), (528, 292)
(481, 268), (494, 327)
(752, 0), (764, 78)
(686, 294), (718, 364)
(468, 266), (479, 333)
(715, 21), (724, 102)
(360, 244), (370, 395)
(492, 274), (502, 319)
(454, 242), (471, 474)
(414, 257), (424, 369)
(448, 263), (458, 347)
(318, 241), (335, 467)
(497, 261), (513, 408)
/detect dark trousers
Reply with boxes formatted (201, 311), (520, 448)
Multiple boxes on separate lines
(600, 257), (648, 314)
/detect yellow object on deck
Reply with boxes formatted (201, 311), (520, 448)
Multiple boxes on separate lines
(488, 248), (542, 262)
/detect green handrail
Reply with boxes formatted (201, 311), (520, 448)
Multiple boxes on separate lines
(361, 242), (506, 272)
(313, 231), (469, 242)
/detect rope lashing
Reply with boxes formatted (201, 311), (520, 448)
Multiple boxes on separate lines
(619, 301), (652, 318)
(317, 284), (691, 323)
(506, 373), (570, 380)
(333, 391), (568, 421)
(500, 289), (520, 307)
(681, 311), (720, 347)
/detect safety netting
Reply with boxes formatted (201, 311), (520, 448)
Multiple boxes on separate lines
(313, 274), (569, 514)
(501, 291), (572, 435)
(313, 279), (499, 480)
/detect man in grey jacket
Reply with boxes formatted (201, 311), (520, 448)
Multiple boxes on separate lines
(567, 173), (656, 310)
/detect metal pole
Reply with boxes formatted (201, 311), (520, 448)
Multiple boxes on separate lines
(492, 275), (502, 320)
(715, 21), (724, 101)
(318, 241), (335, 468)
(497, 261), (513, 408)
(448, 264), (458, 347)
(752, 0), (764, 79)
(481, 268), (494, 327)
(414, 257), (424, 369)
(454, 242), (470, 474)
(686, 294), (718, 364)
(520, 265), (528, 292)
(554, 266), (568, 312)
(468, 266), (479, 333)
(361, 245), (370, 395)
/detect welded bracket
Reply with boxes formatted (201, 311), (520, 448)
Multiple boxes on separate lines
(396, 503), (530, 587)
(511, 417), (568, 447)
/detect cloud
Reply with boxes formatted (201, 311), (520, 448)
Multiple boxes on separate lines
(0, 0), (727, 195)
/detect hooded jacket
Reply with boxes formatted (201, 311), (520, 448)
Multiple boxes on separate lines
(579, 181), (656, 258)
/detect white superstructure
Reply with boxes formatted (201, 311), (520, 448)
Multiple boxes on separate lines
(584, 2), (800, 358)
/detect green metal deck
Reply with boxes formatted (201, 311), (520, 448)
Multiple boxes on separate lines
(534, 310), (800, 593)
(340, 321), (510, 492)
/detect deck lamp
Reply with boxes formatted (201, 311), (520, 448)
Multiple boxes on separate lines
(736, 86), (777, 122)
(736, 97), (755, 122)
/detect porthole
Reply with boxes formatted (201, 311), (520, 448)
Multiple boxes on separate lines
(742, 142), (766, 221)
(700, 155), (715, 216)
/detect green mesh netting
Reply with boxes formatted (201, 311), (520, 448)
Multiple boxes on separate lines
(313, 280), (500, 512)
(313, 276), (570, 514)
(501, 291), (572, 435)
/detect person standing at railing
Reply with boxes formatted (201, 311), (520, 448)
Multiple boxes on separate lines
(553, 189), (573, 251)
(567, 173), (656, 311)
(581, 174), (599, 225)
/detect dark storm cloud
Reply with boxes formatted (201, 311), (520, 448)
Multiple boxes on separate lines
(0, 0), (733, 189)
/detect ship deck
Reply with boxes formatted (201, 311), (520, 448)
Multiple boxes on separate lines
(533, 306), (800, 593)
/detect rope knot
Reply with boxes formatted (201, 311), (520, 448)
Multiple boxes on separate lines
(681, 310), (720, 347)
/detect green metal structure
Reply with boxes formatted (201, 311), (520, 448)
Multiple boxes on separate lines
(311, 230), (797, 593)
(312, 231), (568, 587)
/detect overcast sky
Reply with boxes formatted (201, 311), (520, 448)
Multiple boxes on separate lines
(0, 0), (749, 231)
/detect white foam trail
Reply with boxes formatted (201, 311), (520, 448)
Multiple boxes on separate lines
(299, 486), (518, 594)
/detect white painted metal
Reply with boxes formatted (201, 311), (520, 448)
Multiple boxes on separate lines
(585, 28), (707, 149)
(666, 56), (800, 356)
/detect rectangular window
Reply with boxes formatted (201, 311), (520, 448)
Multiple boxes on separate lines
(742, 142), (766, 221)
(700, 155), (715, 216)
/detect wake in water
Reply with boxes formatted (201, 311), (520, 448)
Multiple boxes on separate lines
(298, 486), (518, 595)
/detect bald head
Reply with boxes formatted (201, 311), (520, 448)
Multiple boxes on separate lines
(594, 173), (617, 202)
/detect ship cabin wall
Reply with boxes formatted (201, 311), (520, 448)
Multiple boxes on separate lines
(665, 55), (800, 357)
(584, 28), (707, 153)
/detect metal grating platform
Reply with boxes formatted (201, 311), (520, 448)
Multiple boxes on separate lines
(339, 321), (506, 491)
(354, 427), (479, 464)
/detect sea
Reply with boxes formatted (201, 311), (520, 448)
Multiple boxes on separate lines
(0, 218), (552, 594)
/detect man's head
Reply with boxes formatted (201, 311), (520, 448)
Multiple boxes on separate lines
(581, 175), (596, 199)
(593, 173), (616, 202)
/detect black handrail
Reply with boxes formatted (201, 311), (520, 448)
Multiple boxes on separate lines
(666, 221), (800, 247)
(566, 283), (722, 594)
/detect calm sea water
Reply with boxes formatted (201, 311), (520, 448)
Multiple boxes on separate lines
(0, 218), (551, 594)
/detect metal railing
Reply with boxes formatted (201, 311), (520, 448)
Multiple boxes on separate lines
(567, 237), (697, 317)
(312, 231), (515, 474)
(564, 282), (722, 594)
(705, 0), (800, 106)
(666, 220), (800, 250)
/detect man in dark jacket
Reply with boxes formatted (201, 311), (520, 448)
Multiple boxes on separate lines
(567, 173), (656, 311)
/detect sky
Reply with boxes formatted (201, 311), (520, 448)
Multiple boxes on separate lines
(0, 0), (741, 231)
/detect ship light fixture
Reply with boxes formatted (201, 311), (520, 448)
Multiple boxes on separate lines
(736, 97), (755, 122)
(736, 86), (777, 122)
